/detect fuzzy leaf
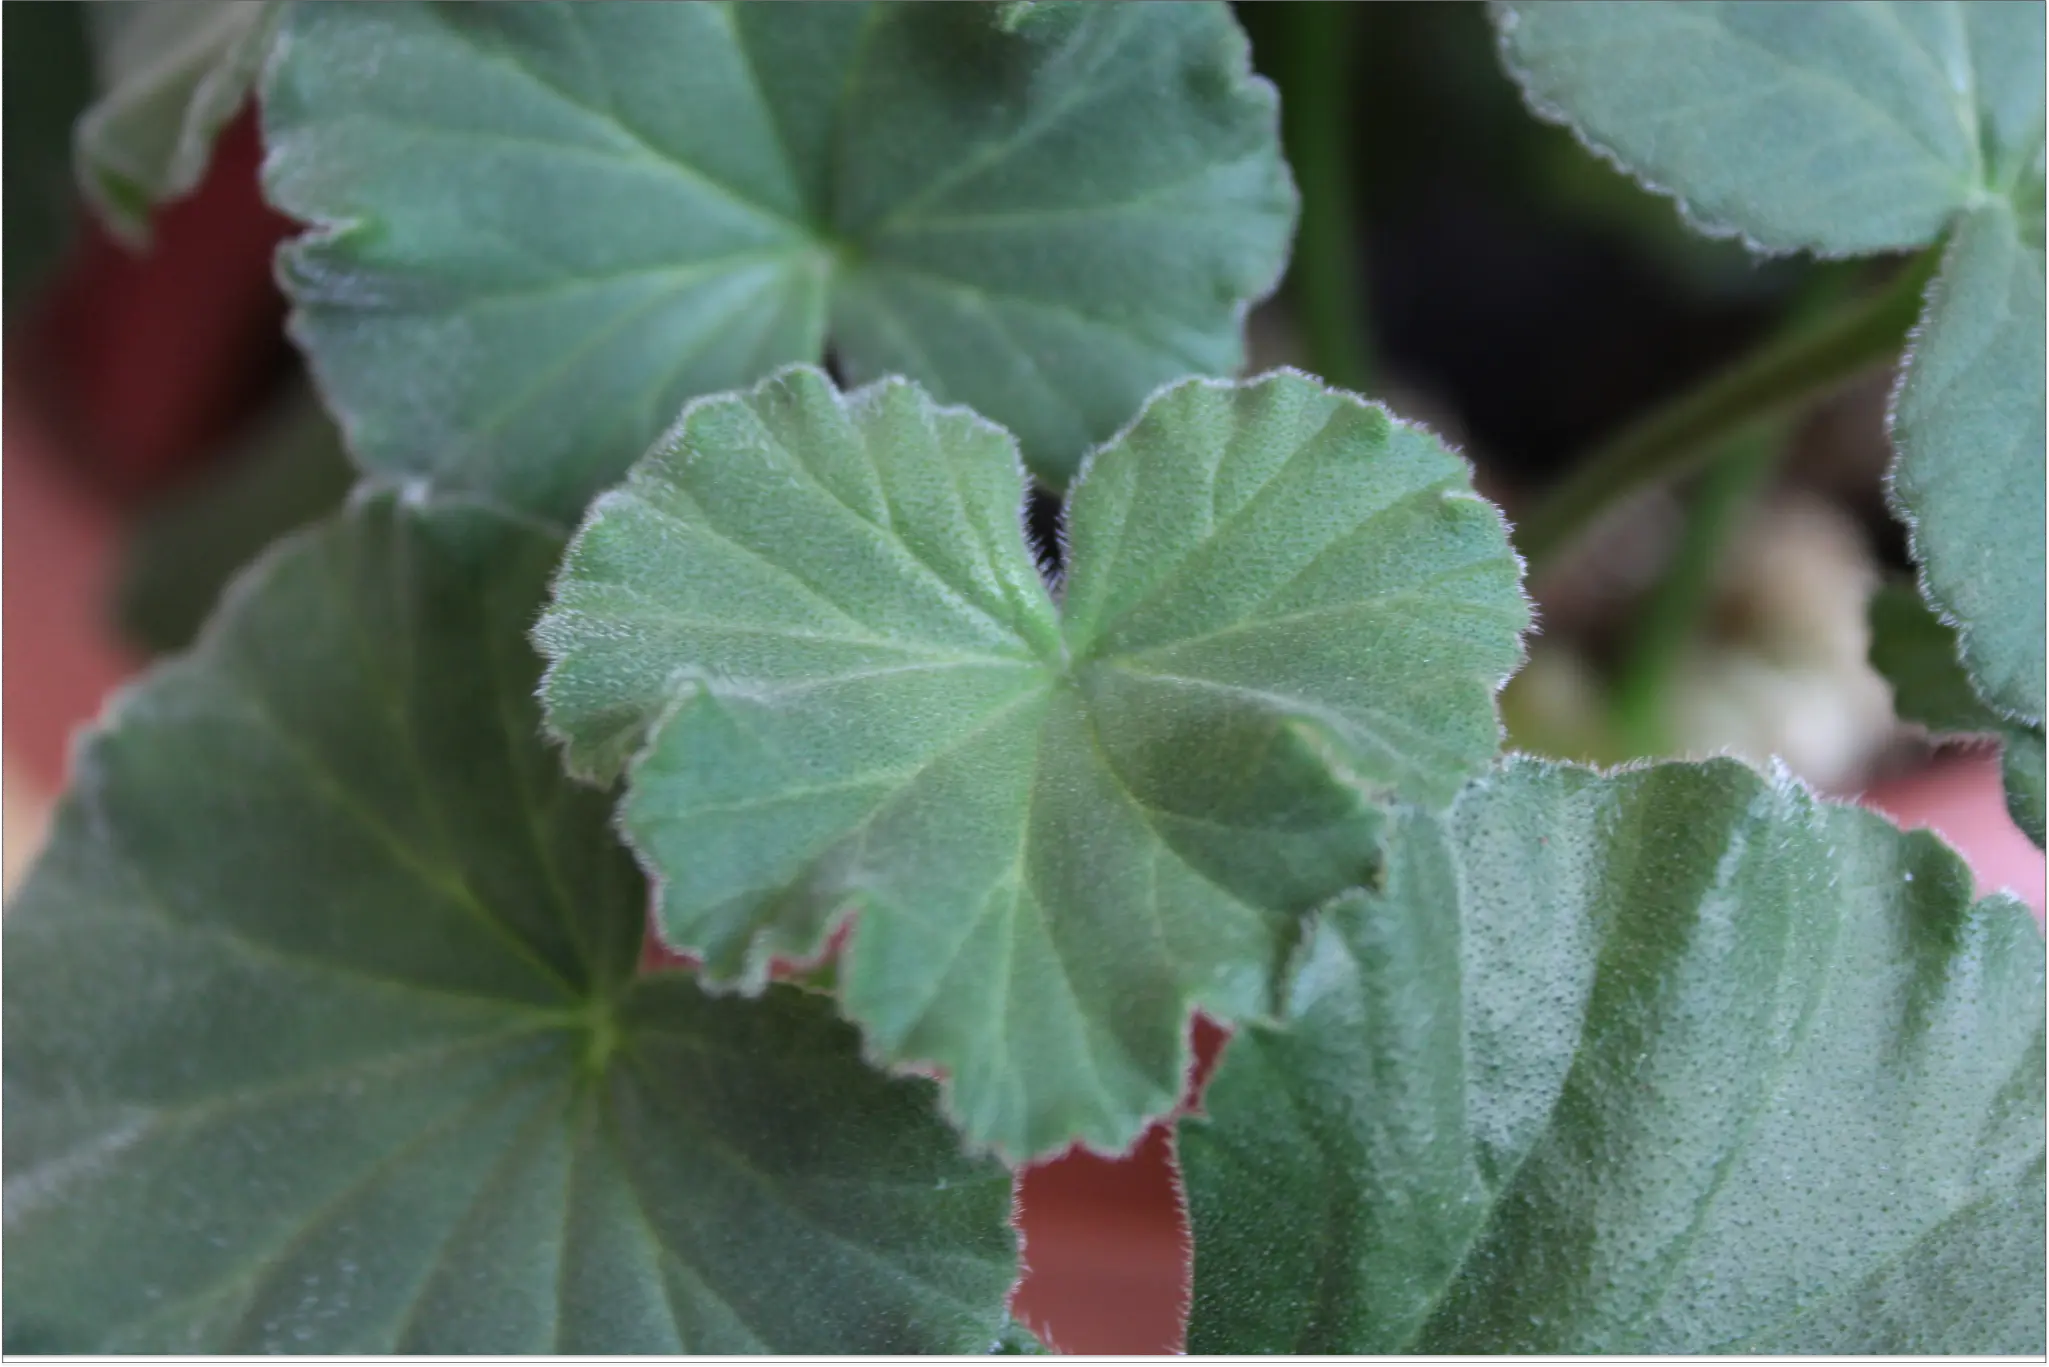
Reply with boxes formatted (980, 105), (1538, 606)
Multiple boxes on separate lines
(1183, 757), (2046, 1354)
(1492, 1), (2038, 255)
(3, 492), (1018, 1354)
(536, 366), (1529, 1160)
(1870, 582), (2046, 847)
(1890, 198), (2047, 727)
(75, 1), (281, 243)
(258, 0), (1294, 519)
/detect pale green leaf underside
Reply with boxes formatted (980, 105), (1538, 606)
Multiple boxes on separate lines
(1183, 757), (2046, 1354)
(536, 366), (1529, 1160)
(76, 0), (281, 243)
(1869, 582), (2046, 847)
(1495, 0), (2046, 734)
(259, 0), (1294, 519)
(3, 494), (1017, 1354)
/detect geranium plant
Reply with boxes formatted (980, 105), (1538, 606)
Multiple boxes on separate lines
(6, 0), (2042, 1353)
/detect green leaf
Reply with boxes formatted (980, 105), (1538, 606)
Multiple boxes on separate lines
(3, 0), (94, 311)
(114, 382), (357, 657)
(1492, 1), (2036, 255)
(75, 1), (282, 244)
(4, 491), (1019, 1353)
(1869, 581), (2009, 734)
(1870, 582), (2047, 847)
(1182, 757), (2046, 1354)
(2004, 729), (2047, 850)
(535, 366), (1529, 1160)
(259, 1), (1295, 520)
(1890, 199), (2047, 727)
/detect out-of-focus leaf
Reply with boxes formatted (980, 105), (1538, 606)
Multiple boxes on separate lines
(75, 1), (282, 243)
(3, 1), (95, 310)
(259, 0), (1295, 518)
(114, 383), (357, 657)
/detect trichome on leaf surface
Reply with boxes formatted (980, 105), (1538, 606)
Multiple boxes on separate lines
(4, 0), (2043, 1354)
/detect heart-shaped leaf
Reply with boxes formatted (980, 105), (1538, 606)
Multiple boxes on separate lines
(1183, 756), (2046, 1354)
(1494, 0), (2046, 726)
(76, 0), (281, 243)
(535, 366), (1530, 1160)
(1869, 582), (2045, 847)
(3, 492), (1019, 1354)
(259, 0), (1295, 519)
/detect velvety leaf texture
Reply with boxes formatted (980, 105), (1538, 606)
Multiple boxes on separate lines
(1869, 582), (2047, 848)
(1183, 757), (2047, 1354)
(3, 493), (1019, 1354)
(76, 1), (281, 243)
(1493, 0), (2025, 255)
(535, 366), (1530, 1160)
(1494, 0), (2047, 729)
(1891, 197), (2047, 728)
(258, 0), (1295, 519)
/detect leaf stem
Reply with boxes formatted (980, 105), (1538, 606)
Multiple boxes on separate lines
(1278, 2), (1376, 394)
(1608, 421), (1784, 754)
(1517, 245), (1941, 571)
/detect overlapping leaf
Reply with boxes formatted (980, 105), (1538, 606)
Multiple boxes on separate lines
(1183, 757), (2046, 1354)
(3, 492), (1019, 1354)
(1869, 582), (2045, 847)
(1494, 0), (2046, 725)
(258, 0), (1295, 520)
(535, 366), (1529, 1159)
(75, 0), (281, 243)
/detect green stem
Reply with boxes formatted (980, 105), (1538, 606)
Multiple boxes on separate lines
(1518, 245), (1940, 571)
(1609, 422), (1784, 754)
(1279, 2), (1375, 394)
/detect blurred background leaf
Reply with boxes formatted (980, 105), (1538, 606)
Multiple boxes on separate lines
(112, 378), (355, 657)
(3, 2), (94, 314)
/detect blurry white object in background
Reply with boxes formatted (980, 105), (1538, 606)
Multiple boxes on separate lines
(1665, 492), (1896, 792)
